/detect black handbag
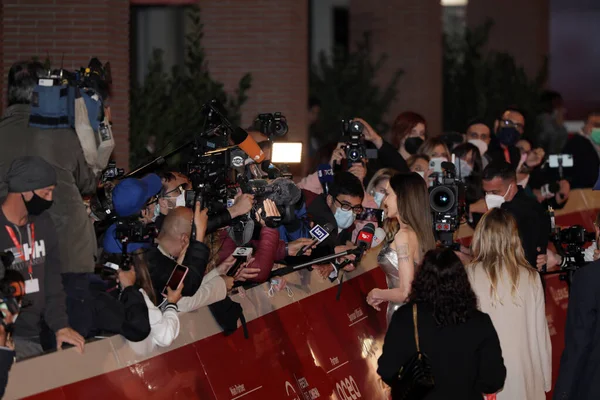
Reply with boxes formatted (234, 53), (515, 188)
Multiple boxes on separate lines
(392, 304), (435, 400)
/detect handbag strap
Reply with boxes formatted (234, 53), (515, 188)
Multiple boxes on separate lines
(412, 303), (420, 353)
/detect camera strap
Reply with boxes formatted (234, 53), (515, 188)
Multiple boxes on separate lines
(5, 224), (35, 279)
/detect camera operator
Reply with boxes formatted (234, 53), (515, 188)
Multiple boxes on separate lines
(0, 61), (99, 339)
(0, 157), (85, 359)
(471, 161), (551, 270)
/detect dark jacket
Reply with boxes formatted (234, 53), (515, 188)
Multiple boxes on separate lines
(554, 261), (600, 400)
(365, 140), (409, 184)
(0, 347), (14, 399)
(561, 134), (600, 189)
(147, 240), (210, 302)
(486, 135), (522, 168)
(0, 210), (69, 338)
(0, 105), (98, 274)
(502, 187), (551, 267)
(377, 303), (506, 400)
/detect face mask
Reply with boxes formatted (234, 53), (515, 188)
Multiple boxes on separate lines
(485, 184), (512, 210)
(496, 127), (520, 147)
(334, 207), (355, 229)
(458, 160), (473, 178)
(404, 137), (424, 155)
(22, 192), (53, 216)
(468, 139), (488, 156)
(175, 192), (186, 208)
(151, 203), (160, 222)
(591, 128), (600, 145)
(416, 171), (425, 179)
(373, 192), (385, 207)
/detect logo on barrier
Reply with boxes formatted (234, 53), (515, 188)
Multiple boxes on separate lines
(336, 376), (362, 400)
(310, 224), (330, 242)
(285, 381), (300, 399)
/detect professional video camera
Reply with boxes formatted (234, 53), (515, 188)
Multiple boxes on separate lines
(429, 162), (466, 247)
(113, 218), (158, 271)
(0, 252), (26, 324)
(253, 112), (288, 137)
(101, 161), (125, 183)
(550, 225), (595, 272)
(340, 119), (377, 164)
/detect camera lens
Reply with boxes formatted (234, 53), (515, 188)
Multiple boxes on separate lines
(430, 186), (455, 213)
(274, 120), (288, 137)
(348, 148), (360, 162)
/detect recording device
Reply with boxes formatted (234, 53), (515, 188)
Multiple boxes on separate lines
(317, 164), (334, 195)
(114, 219), (157, 271)
(88, 182), (115, 223)
(429, 162), (466, 247)
(162, 265), (189, 297)
(550, 225), (595, 271)
(328, 223), (377, 282)
(296, 223), (334, 256)
(227, 247), (254, 277)
(101, 161), (125, 183)
(541, 154), (574, 199)
(340, 119), (377, 164)
(253, 112), (288, 138)
(0, 252), (26, 325)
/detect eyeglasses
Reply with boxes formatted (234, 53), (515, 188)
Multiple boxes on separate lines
(334, 197), (363, 214)
(500, 119), (525, 132)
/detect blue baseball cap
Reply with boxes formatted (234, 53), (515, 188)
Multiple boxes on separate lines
(102, 223), (152, 254)
(112, 174), (162, 217)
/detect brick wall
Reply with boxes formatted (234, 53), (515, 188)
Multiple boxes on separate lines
(0, 0), (130, 169)
(196, 0), (309, 172)
(349, 0), (443, 137)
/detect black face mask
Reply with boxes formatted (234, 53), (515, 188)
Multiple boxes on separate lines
(22, 192), (53, 216)
(404, 137), (424, 155)
(496, 127), (521, 147)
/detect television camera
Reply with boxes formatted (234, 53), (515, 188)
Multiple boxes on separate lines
(548, 224), (595, 286)
(429, 161), (467, 248)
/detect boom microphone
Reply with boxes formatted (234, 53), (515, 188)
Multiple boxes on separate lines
(317, 164), (334, 195)
(231, 127), (265, 163)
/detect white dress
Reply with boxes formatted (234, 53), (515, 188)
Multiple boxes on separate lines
(468, 265), (552, 400)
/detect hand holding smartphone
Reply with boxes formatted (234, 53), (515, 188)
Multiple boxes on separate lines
(162, 264), (189, 297)
(227, 247), (253, 277)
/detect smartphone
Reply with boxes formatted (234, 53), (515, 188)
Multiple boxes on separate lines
(162, 264), (189, 296)
(549, 154), (574, 168)
(355, 208), (383, 224)
(227, 247), (253, 277)
(429, 158), (445, 174)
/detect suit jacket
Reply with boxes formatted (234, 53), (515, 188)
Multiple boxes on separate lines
(554, 261), (600, 399)
(502, 187), (551, 268)
(377, 303), (506, 400)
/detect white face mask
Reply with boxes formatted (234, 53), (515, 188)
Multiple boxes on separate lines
(468, 139), (488, 156)
(151, 203), (160, 222)
(416, 171), (425, 179)
(485, 184), (512, 210)
(175, 192), (186, 208)
(457, 159), (473, 178)
(334, 207), (356, 229)
(373, 192), (385, 207)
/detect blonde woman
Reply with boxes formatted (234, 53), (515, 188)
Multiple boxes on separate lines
(468, 208), (551, 400)
(366, 172), (436, 324)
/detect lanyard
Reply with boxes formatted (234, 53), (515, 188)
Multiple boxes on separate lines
(5, 223), (35, 279)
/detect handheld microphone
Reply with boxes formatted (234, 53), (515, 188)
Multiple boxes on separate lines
(317, 164), (334, 195)
(371, 227), (386, 248)
(231, 127), (265, 163)
(296, 222), (334, 256)
(356, 223), (376, 250)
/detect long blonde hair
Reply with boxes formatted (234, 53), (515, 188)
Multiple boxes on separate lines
(469, 208), (536, 305)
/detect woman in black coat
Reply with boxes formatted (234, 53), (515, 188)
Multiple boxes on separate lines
(377, 248), (506, 400)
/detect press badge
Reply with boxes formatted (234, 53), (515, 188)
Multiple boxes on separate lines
(25, 279), (40, 294)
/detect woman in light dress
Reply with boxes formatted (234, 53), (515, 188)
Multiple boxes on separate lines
(366, 172), (436, 324)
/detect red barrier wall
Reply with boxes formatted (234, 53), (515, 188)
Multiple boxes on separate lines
(7, 189), (600, 400)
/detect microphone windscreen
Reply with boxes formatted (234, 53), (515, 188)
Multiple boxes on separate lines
(267, 178), (301, 206)
(372, 228), (386, 247)
(317, 164), (334, 183)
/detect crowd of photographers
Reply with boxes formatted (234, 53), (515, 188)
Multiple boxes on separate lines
(0, 59), (599, 398)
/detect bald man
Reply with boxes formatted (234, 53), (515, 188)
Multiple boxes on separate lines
(147, 205), (211, 304)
